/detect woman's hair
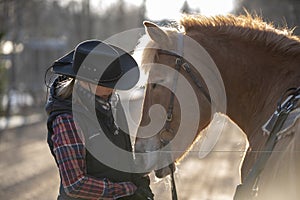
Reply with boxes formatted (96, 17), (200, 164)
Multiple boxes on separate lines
(56, 77), (75, 99)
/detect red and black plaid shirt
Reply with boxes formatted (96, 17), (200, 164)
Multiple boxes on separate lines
(51, 113), (137, 200)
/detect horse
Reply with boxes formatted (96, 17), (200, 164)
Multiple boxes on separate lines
(133, 13), (300, 199)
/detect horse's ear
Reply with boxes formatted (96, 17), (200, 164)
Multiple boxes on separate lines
(144, 21), (169, 43)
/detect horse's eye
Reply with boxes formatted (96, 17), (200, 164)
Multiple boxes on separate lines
(152, 83), (157, 89)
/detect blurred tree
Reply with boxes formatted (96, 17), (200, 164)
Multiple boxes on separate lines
(181, 0), (192, 14)
(234, 0), (300, 35)
(116, 0), (125, 31)
(1, 0), (24, 117)
(180, 0), (200, 15)
(96, 0), (145, 39)
(139, 0), (147, 24)
(0, 32), (7, 116)
(0, 0), (147, 115)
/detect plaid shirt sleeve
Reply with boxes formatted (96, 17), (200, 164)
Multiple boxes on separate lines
(52, 114), (137, 200)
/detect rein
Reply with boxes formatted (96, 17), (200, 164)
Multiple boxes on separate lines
(234, 87), (300, 200)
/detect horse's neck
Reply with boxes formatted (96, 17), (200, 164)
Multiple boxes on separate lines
(203, 36), (299, 140)
(210, 37), (300, 177)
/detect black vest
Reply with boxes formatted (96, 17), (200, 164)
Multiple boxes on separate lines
(45, 77), (148, 199)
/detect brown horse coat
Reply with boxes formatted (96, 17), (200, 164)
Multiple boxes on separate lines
(135, 13), (300, 199)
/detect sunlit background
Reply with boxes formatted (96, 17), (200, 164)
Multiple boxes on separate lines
(1, 0), (300, 199)
(88, 0), (235, 20)
(1, 1), (300, 120)
(0, 0), (237, 119)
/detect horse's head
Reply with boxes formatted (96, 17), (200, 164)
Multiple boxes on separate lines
(134, 21), (221, 178)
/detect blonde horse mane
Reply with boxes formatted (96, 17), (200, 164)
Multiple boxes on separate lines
(134, 13), (300, 74)
(180, 13), (300, 56)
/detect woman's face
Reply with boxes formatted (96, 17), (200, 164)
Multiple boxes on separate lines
(79, 81), (114, 100)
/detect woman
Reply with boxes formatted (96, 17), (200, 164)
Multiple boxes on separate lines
(45, 40), (154, 200)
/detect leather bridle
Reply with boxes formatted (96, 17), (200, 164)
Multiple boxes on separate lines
(156, 49), (212, 146)
(153, 36), (211, 199)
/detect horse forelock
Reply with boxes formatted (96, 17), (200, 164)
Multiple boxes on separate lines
(133, 34), (158, 74)
(133, 26), (185, 74)
(180, 13), (300, 56)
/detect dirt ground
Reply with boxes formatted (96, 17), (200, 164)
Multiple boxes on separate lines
(0, 119), (59, 200)
(0, 114), (248, 200)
